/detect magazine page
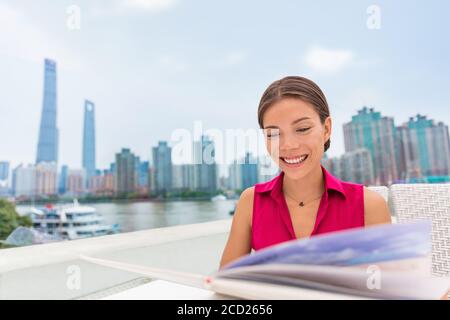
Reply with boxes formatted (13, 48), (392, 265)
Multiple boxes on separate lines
(80, 254), (364, 299)
(80, 253), (448, 300)
(80, 255), (207, 289)
(214, 262), (449, 299)
(222, 221), (432, 270)
(204, 277), (369, 300)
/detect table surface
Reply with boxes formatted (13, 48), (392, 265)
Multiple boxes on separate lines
(102, 280), (236, 300)
(99, 278), (365, 300)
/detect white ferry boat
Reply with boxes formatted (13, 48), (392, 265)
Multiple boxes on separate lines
(29, 200), (120, 240)
(211, 194), (227, 201)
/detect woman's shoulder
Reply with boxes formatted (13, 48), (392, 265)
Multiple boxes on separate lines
(237, 186), (257, 212)
(363, 185), (392, 225)
(239, 186), (255, 202)
(362, 185), (388, 206)
(233, 187), (255, 226)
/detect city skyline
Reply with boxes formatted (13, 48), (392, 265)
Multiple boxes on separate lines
(1, 1), (450, 171)
(3, 57), (450, 180)
(5, 103), (450, 199)
(3, 94), (450, 179)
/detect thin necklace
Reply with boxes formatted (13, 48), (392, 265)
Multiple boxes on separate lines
(283, 190), (324, 207)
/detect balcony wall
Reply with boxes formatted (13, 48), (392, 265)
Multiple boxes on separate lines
(0, 219), (232, 300)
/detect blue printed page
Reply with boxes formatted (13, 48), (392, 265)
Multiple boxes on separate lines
(222, 221), (431, 270)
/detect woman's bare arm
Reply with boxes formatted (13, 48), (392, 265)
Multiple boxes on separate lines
(363, 187), (392, 226)
(219, 187), (254, 269)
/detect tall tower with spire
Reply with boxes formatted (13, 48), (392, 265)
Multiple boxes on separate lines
(82, 100), (96, 185)
(36, 58), (59, 164)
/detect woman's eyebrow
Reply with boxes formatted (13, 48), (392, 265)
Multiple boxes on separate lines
(291, 117), (311, 125)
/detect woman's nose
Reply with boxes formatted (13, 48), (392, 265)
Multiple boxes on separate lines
(280, 133), (300, 150)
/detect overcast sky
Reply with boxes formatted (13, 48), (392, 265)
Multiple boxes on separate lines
(1, 0), (449, 175)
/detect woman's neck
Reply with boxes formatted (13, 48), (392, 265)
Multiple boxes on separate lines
(282, 165), (325, 201)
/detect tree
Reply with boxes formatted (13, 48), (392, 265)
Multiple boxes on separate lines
(0, 199), (32, 242)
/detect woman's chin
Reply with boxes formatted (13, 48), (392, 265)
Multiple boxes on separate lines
(280, 163), (310, 179)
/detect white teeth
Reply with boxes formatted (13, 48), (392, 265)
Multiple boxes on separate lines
(283, 155), (307, 164)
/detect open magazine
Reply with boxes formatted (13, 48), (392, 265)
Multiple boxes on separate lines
(80, 220), (450, 300)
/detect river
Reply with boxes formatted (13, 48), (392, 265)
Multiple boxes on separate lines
(17, 199), (236, 233)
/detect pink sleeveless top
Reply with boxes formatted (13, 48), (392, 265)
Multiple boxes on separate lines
(251, 165), (365, 251)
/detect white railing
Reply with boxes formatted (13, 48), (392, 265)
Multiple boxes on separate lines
(0, 219), (232, 299)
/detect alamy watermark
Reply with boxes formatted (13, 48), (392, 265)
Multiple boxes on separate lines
(366, 265), (382, 290)
(66, 264), (81, 290)
(170, 121), (280, 176)
(66, 5), (81, 31)
(367, 5), (381, 30)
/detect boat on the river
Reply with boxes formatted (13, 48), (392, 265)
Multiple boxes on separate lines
(28, 200), (120, 240)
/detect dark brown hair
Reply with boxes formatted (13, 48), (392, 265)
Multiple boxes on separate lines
(257, 76), (331, 152)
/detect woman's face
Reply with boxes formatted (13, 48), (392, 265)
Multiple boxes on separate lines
(262, 97), (331, 180)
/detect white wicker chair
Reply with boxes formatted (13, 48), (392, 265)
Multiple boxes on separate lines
(389, 183), (450, 278)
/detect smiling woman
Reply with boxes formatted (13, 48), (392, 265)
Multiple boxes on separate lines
(219, 76), (392, 269)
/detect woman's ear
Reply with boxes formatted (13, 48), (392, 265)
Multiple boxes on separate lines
(324, 116), (332, 141)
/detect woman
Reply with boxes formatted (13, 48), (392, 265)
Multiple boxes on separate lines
(220, 76), (392, 269)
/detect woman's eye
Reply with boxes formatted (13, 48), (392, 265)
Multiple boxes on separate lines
(264, 129), (280, 138)
(296, 127), (311, 133)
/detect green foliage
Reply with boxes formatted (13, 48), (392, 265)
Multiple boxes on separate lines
(165, 189), (225, 199)
(0, 199), (32, 241)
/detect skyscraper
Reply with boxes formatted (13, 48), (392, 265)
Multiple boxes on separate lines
(396, 115), (450, 179)
(35, 162), (58, 196)
(152, 141), (172, 195)
(136, 158), (149, 195)
(115, 148), (137, 194)
(341, 149), (374, 185)
(228, 153), (259, 190)
(82, 100), (96, 184)
(36, 59), (59, 164)
(12, 164), (36, 198)
(193, 135), (217, 192)
(343, 107), (398, 185)
(0, 161), (9, 181)
(241, 152), (258, 190)
(228, 161), (243, 190)
(66, 168), (86, 196)
(58, 165), (69, 195)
